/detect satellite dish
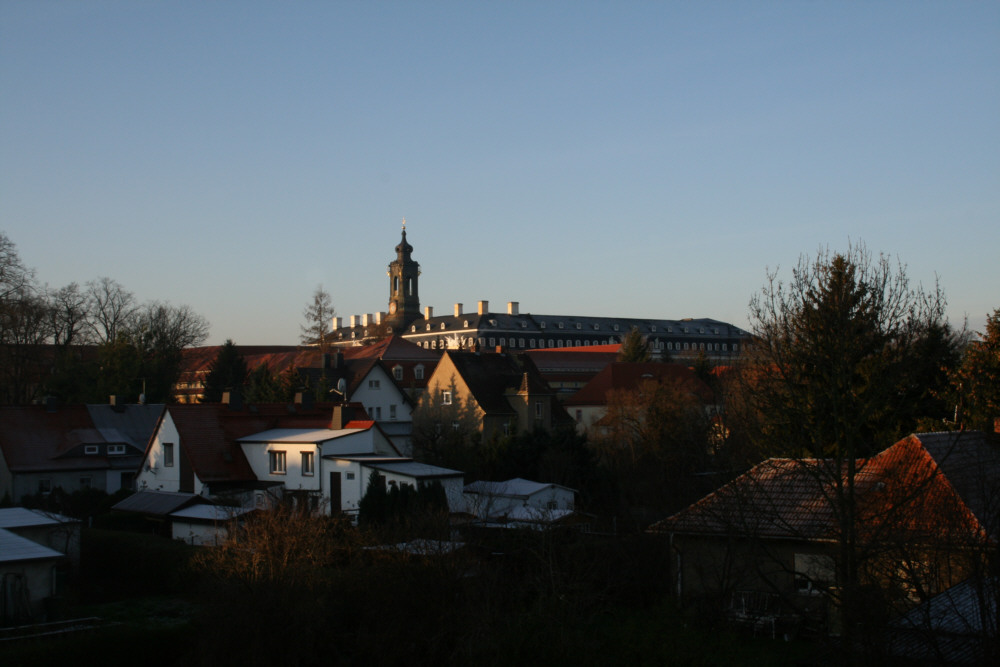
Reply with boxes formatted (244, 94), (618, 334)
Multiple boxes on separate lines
(337, 378), (347, 395)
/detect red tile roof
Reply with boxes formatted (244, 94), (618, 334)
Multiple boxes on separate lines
(651, 432), (998, 546)
(566, 362), (713, 407)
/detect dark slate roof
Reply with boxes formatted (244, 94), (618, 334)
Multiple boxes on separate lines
(112, 490), (208, 516)
(446, 352), (550, 415)
(0, 507), (79, 530)
(918, 431), (1000, 539)
(0, 404), (158, 473)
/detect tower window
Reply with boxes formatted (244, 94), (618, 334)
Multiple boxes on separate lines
(407, 278), (413, 296)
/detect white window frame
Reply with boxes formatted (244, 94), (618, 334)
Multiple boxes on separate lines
(163, 442), (174, 467)
(441, 391), (452, 405)
(301, 451), (314, 476)
(269, 450), (287, 475)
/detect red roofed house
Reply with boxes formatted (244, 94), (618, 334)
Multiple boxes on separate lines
(136, 398), (464, 516)
(649, 430), (1000, 638)
(564, 362), (715, 435)
(174, 336), (436, 455)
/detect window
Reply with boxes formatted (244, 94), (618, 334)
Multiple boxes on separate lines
(452, 421), (460, 431)
(440, 322), (446, 330)
(269, 451), (287, 474)
(389, 404), (397, 420)
(540, 321), (546, 329)
(535, 401), (543, 418)
(441, 391), (452, 405)
(346, 472), (356, 480)
(794, 554), (834, 595)
(39, 479), (52, 494)
(369, 379), (380, 390)
(108, 444), (126, 455)
(301, 452), (314, 476)
(530, 339), (536, 347)
(84, 445), (98, 455)
(414, 365), (424, 380)
(488, 337), (495, 347)
(163, 442), (174, 467)
(393, 366), (403, 381)
(374, 406), (382, 419)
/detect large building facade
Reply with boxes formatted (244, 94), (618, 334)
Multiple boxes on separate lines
(331, 227), (750, 361)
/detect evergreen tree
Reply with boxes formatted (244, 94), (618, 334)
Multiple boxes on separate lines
(300, 285), (335, 353)
(953, 308), (1000, 430)
(617, 327), (651, 362)
(202, 339), (249, 403)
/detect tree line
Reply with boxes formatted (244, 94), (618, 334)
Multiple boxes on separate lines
(0, 231), (209, 404)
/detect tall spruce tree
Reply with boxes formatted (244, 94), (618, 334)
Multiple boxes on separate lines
(202, 339), (249, 403)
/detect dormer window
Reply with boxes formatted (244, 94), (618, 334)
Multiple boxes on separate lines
(411, 325), (417, 332)
(108, 445), (126, 456)
(414, 365), (425, 380)
(558, 322), (564, 329)
(575, 323), (582, 329)
(540, 322), (546, 329)
(521, 322), (527, 328)
(593, 323), (600, 330)
(613, 324), (620, 331)
(464, 320), (470, 328)
(440, 322), (446, 330)
(650, 326), (657, 332)
(393, 365), (403, 381)
(426, 323), (431, 331)
(84, 445), (99, 455)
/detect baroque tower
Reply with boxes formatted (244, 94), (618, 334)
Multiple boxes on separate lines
(385, 220), (421, 332)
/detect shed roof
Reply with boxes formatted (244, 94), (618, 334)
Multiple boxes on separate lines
(112, 490), (209, 516)
(0, 507), (79, 530)
(0, 528), (64, 563)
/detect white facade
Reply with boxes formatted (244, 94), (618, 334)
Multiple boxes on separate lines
(325, 457), (465, 515)
(350, 364), (412, 425)
(135, 412), (202, 494)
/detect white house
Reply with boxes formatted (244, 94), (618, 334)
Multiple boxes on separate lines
(325, 457), (465, 516)
(463, 478), (576, 520)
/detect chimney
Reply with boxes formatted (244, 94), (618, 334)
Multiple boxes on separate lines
(294, 391), (315, 411)
(362, 313), (372, 326)
(508, 301), (519, 316)
(425, 306), (433, 319)
(454, 303), (463, 317)
(478, 300), (489, 315)
(350, 315), (360, 327)
(375, 311), (385, 325)
(333, 316), (342, 330)
(332, 404), (356, 430)
(222, 389), (243, 411)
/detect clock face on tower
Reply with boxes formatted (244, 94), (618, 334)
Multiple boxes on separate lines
(389, 302), (397, 314)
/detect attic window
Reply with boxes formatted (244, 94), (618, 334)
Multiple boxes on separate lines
(650, 326), (657, 332)
(558, 322), (564, 329)
(426, 323), (431, 331)
(440, 323), (446, 330)
(84, 445), (99, 455)
(393, 365), (403, 381)
(414, 365), (425, 380)
(575, 323), (581, 329)
(108, 445), (126, 455)
(411, 325), (417, 332)
(521, 321), (527, 328)
(464, 320), (470, 328)
(613, 324), (620, 331)
(593, 323), (600, 330)
(540, 322), (546, 329)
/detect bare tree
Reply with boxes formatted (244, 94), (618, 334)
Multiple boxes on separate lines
(300, 284), (335, 353)
(47, 282), (91, 346)
(85, 276), (138, 343)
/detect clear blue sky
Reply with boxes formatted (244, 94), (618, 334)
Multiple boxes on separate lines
(2, 1), (997, 345)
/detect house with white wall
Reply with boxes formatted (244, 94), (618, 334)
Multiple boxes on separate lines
(463, 478), (576, 523)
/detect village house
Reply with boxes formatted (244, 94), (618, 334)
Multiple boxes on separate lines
(420, 350), (572, 439)
(564, 361), (715, 434)
(650, 430), (1000, 640)
(0, 401), (163, 504)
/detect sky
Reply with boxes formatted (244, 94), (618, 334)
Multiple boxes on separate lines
(2, 1), (997, 346)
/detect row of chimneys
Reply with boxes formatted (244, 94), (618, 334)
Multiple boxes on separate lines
(335, 301), (521, 329)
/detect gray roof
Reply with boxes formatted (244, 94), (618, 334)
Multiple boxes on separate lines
(0, 528), (64, 563)
(112, 490), (209, 516)
(170, 504), (254, 522)
(364, 460), (463, 479)
(87, 403), (165, 449)
(0, 507), (79, 530)
(464, 478), (575, 498)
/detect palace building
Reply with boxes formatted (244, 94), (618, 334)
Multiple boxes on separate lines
(331, 224), (749, 361)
